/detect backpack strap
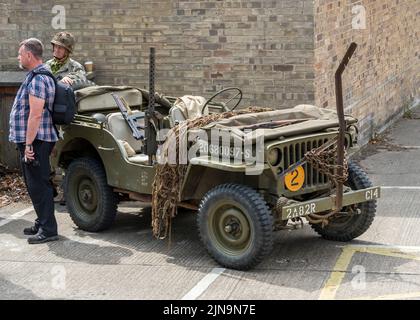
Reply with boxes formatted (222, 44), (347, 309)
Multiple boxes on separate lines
(27, 69), (57, 111)
(28, 69), (59, 136)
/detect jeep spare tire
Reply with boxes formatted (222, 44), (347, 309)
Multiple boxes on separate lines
(65, 157), (118, 232)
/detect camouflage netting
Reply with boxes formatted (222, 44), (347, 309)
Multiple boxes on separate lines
(304, 137), (349, 185)
(151, 106), (273, 239)
(302, 137), (350, 226)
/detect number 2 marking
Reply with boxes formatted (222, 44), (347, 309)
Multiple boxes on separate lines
(290, 170), (299, 186)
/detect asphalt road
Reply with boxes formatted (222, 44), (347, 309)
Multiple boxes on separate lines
(1, 106), (420, 300)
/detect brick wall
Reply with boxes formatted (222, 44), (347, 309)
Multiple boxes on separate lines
(1, 0), (418, 145)
(0, 0), (315, 108)
(314, 0), (419, 144)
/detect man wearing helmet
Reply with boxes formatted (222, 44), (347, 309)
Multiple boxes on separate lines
(46, 31), (88, 205)
(46, 31), (87, 86)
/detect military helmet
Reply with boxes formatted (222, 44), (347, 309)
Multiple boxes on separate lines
(51, 31), (75, 53)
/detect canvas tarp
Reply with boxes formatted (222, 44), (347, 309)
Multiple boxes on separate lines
(198, 104), (357, 142)
(172, 95), (208, 119)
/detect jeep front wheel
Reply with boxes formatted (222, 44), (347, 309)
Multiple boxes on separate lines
(310, 161), (376, 241)
(197, 184), (274, 270)
(65, 157), (118, 232)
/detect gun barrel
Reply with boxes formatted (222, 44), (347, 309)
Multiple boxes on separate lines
(149, 47), (156, 113)
(145, 47), (156, 165)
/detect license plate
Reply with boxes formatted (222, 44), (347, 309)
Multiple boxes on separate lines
(281, 186), (381, 220)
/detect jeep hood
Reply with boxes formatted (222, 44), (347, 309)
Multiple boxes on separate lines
(200, 104), (357, 142)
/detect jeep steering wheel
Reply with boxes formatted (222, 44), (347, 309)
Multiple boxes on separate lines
(201, 87), (243, 114)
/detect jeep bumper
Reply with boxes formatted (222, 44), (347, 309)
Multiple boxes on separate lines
(281, 186), (381, 220)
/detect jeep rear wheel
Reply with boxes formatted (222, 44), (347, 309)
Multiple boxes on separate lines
(197, 184), (274, 270)
(311, 161), (376, 241)
(65, 157), (118, 232)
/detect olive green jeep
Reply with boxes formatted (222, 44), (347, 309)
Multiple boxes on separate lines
(52, 44), (380, 270)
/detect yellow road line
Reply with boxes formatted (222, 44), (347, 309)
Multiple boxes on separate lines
(319, 246), (355, 300)
(360, 247), (420, 262)
(319, 245), (420, 300)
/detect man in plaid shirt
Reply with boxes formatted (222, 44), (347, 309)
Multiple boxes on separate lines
(9, 38), (59, 244)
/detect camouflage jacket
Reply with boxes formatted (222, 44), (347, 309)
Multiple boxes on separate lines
(45, 58), (87, 82)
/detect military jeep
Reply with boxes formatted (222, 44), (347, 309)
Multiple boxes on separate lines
(52, 44), (380, 270)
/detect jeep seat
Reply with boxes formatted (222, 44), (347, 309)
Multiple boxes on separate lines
(106, 111), (145, 154)
(116, 138), (149, 165)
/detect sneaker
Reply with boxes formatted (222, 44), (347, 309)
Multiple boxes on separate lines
(23, 226), (39, 236)
(27, 233), (59, 244)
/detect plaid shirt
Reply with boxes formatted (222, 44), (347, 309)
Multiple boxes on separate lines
(9, 64), (58, 143)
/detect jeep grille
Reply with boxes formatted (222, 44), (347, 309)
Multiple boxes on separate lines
(269, 133), (340, 196)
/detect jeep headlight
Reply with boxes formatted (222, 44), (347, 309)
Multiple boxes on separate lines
(268, 148), (281, 166)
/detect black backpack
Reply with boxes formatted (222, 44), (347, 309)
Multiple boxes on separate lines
(29, 69), (76, 125)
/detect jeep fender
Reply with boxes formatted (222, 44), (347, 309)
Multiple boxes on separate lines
(179, 157), (270, 201)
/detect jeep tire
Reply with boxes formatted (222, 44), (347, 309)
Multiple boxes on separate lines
(65, 157), (118, 232)
(197, 184), (274, 270)
(311, 161), (376, 241)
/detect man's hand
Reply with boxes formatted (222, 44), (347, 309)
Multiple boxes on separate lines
(60, 76), (73, 86)
(24, 145), (35, 161)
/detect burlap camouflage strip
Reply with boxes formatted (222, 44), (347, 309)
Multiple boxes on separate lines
(151, 106), (273, 240)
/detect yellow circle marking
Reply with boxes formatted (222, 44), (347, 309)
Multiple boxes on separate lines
(285, 166), (305, 192)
